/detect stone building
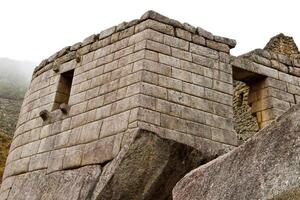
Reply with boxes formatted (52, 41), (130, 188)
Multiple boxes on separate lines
(0, 10), (300, 200)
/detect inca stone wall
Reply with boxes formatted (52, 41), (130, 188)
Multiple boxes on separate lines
(0, 11), (238, 199)
(232, 34), (300, 129)
(1, 10), (300, 200)
(233, 81), (259, 144)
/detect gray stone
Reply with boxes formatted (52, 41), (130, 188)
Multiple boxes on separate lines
(91, 130), (205, 200)
(214, 35), (237, 48)
(196, 27), (214, 40)
(140, 10), (170, 24)
(6, 165), (101, 200)
(173, 104), (300, 200)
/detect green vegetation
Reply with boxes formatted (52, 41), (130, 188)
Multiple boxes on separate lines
(0, 132), (12, 182)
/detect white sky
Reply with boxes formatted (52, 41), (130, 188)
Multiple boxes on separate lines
(0, 0), (299, 66)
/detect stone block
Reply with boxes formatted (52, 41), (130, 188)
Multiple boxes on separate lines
(206, 40), (230, 53)
(79, 121), (102, 143)
(21, 140), (40, 158)
(38, 136), (55, 153)
(68, 127), (82, 146)
(175, 28), (192, 41)
(146, 40), (171, 55)
(186, 121), (211, 139)
(213, 69), (232, 84)
(111, 95), (139, 115)
(182, 82), (205, 98)
(213, 80), (233, 95)
(142, 70), (159, 85)
(205, 88), (233, 105)
(63, 145), (84, 169)
(161, 114), (187, 133)
(191, 74), (213, 88)
(81, 136), (115, 165)
(205, 113), (233, 131)
(164, 35), (189, 51)
(87, 96), (104, 111)
(69, 102), (87, 116)
(96, 104), (112, 120)
(137, 108), (160, 125)
(96, 54), (114, 67)
(29, 152), (49, 171)
(158, 75), (183, 91)
(90, 73), (111, 88)
(118, 72), (142, 88)
(119, 26), (135, 40)
(182, 107), (206, 124)
(54, 131), (71, 149)
(213, 102), (233, 118)
(213, 35), (236, 48)
(135, 19), (174, 36)
(68, 92), (86, 105)
(211, 127), (237, 146)
(196, 27), (214, 40)
(86, 87), (100, 100)
(140, 82), (167, 99)
(140, 10), (170, 24)
(13, 157), (30, 175)
(144, 29), (165, 43)
(156, 99), (183, 118)
(94, 45), (112, 60)
(139, 94), (156, 109)
(192, 35), (206, 46)
(168, 90), (190, 106)
(171, 47), (192, 61)
(100, 111), (130, 138)
(70, 113), (88, 129)
(47, 148), (66, 173)
(99, 26), (116, 40)
(111, 38), (130, 53)
(190, 43), (219, 60)
(192, 54), (218, 68)
(172, 68), (192, 82)
(189, 95), (213, 112)
(40, 124), (51, 139)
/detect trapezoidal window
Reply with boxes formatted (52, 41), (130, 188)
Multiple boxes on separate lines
(52, 69), (74, 110)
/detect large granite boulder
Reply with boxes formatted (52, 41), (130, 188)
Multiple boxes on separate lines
(3, 130), (205, 200)
(173, 104), (300, 200)
(91, 130), (205, 200)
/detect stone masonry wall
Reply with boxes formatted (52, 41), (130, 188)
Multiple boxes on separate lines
(233, 81), (259, 144)
(232, 47), (300, 128)
(0, 11), (237, 197)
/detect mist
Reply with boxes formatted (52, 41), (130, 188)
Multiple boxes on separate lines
(0, 58), (36, 99)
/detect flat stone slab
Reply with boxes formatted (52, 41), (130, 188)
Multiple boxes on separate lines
(173, 104), (300, 200)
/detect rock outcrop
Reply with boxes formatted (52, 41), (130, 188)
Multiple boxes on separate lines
(2, 130), (205, 200)
(264, 33), (299, 56)
(173, 104), (300, 200)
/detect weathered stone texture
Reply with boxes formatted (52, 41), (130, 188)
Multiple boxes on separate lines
(91, 130), (206, 200)
(3, 10), (300, 200)
(264, 33), (299, 56)
(173, 103), (300, 200)
(233, 81), (259, 144)
(1, 11), (238, 198)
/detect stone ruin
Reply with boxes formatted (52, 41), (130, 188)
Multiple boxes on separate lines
(0, 10), (300, 200)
